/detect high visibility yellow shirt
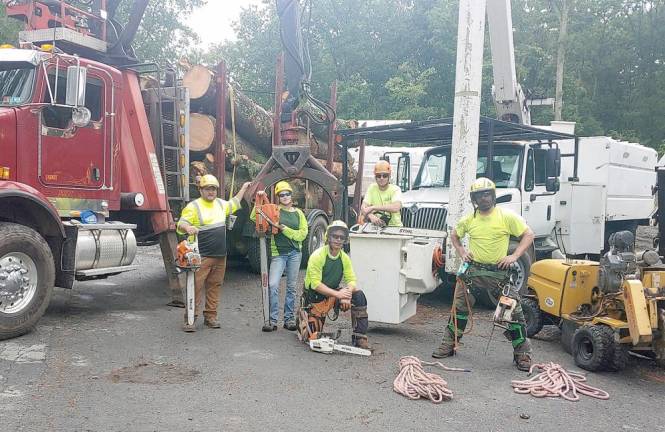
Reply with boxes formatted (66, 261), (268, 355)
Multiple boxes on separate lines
(363, 183), (402, 226)
(176, 197), (241, 233)
(455, 207), (528, 265)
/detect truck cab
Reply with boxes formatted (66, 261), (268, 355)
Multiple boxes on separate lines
(0, 46), (187, 339)
(0, 49), (121, 210)
(402, 142), (559, 238)
(396, 135), (657, 303)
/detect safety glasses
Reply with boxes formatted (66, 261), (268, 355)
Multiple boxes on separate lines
(375, 173), (390, 179)
(278, 192), (292, 198)
(329, 234), (347, 242)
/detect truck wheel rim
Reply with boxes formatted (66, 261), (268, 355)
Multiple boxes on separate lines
(311, 226), (324, 251)
(511, 262), (525, 291)
(0, 252), (39, 314)
(579, 338), (594, 361)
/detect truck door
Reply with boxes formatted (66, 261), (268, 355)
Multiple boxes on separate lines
(523, 147), (555, 236)
(39, 67), (108, 189)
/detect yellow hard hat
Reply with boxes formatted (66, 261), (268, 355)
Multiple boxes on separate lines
(470, 177), (496, 194)
(274, 180), (293, 195)
(325, 220), (349, 242)
(374, 160), (391, 175)
(199, 174), (220, 189)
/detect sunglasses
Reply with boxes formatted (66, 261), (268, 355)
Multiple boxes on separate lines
(330, 234), (347, 241)
(375, 173), (390, 179)
(278, 192), (292, 198)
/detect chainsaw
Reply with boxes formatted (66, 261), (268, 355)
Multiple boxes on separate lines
(175, 235), (201, 326)
(485, 269), (519, 355)
(254, 192), (281, 328)
(309, 337), (371, 356)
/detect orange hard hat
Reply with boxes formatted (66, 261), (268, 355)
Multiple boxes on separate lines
(374, 160), (391, 175)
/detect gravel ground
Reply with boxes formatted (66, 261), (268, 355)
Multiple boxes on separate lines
(0, 238), (663, 431)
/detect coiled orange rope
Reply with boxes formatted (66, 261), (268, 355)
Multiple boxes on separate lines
(511, 362), (610, 401)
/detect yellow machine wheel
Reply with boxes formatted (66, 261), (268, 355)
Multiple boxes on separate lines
(572, 324), (624, 372)
(521, 297), (544, 337)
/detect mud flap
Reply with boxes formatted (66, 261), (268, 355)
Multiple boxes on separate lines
(561, 319), (578, 355)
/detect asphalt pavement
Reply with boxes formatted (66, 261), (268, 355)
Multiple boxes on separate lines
(1, 243), (664, 432)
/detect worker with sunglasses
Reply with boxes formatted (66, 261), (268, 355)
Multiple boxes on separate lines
(296, 221), (370, 349)
(251, 181), (308, 332)
(360, 160), (403, 227)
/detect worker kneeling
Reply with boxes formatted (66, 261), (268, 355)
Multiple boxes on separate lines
(432, 178), (535, 371)
(296, 221), (370, 349)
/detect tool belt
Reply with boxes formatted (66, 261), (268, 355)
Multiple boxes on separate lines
(462, 261), (516, 291)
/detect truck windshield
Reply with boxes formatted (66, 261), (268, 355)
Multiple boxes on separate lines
(0, 63), (36, 106)
(414, 145), (522, 189)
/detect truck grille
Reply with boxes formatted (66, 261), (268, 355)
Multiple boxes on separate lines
(401, 205), (447, 231)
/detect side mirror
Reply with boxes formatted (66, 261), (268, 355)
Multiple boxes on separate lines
(66, 65), (87, 107)
(546, 147), (561, 177)
(545, 177), (560, 192)
(71, 106), (91, 128)
(397, 154), (410, 192)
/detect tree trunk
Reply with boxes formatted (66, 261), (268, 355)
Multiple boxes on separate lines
(182, 64), (215, 100)
(183, 63), (356, 161)
(189, 113), (216, 153)
(555, 0), (571, 121)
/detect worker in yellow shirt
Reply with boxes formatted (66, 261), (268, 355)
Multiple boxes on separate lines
(297, 221), (369, 349)
(360, 160), (402, 227)
(177, 175), (250, 332)
(432, 178), (535, 371)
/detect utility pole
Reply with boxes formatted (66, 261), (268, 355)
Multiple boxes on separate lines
(446, 0), (487, 273)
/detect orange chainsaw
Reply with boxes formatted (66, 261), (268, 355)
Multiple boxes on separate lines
(254, 192), (280, 328)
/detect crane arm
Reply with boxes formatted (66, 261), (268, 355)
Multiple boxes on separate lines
(486, 0), (531, 125)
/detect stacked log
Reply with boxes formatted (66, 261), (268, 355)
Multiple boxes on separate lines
(182, 62), (357, 202)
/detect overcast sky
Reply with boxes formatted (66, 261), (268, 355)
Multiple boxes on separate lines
(187, 0), (266, 48)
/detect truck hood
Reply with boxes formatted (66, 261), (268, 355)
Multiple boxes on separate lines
(402, 188), (450, 207)
(402, 187), (514, 206)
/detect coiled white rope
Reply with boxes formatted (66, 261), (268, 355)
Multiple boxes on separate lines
(511, 362), (610, 401)
(393, 356), (470, 404)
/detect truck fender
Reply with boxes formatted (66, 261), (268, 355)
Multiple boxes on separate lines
(304, 208), (328, 227)
(0, 182), (65, 238)
(0, 182), (69, 288)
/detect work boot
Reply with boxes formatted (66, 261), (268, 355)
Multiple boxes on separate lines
(353, 335), (370, 350)
(182, 322), (196, 333)
(432, 341), (455, 359)
(283, 321), (297, 331)
(514, 352), (532, 372)
(204, 318), (221, 329)
(262, 323), (277, 332)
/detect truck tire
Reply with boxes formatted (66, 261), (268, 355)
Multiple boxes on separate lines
(607, 344), (629, 372)
(471, 252), (532, 308)
(0, 222), (55, 340)
(521, 297), (544, 337)
(301, 216), (327, 268)
(571, 325), (615, 372)
(247, 237), (270, 275)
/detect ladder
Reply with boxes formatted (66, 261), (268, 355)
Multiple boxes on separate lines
(144, 75), (190, 218)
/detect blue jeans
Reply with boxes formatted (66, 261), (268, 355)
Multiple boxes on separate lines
(268, 250), (302, 324)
